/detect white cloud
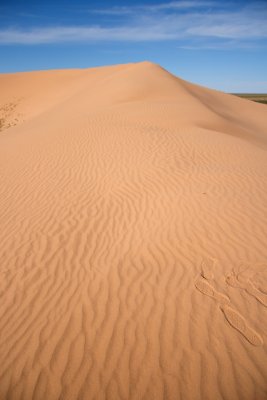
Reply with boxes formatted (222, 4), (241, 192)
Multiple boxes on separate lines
(0, 26), (176, 44)
(0, 1), (266, 45)
(92, 1), (214, 15)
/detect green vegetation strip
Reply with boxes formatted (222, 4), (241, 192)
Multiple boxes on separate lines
(232, 94), (267, 105)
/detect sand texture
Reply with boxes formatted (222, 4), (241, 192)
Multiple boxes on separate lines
(0, 62), (267, 400)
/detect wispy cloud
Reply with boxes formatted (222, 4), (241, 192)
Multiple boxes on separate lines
(0, 1), (266, 46)
(0, 26), (176, 44)
(177, 39), (267, 51)
(92, 1), (214, 15)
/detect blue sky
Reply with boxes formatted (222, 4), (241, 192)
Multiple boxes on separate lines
(0, 0), (267, 92)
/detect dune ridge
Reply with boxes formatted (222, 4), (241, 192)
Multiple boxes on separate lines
(0, 61), (267, 399)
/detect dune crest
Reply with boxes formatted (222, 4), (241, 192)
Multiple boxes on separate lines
(0, 62), (267, 399)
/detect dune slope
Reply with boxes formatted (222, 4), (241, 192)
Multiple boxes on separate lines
(0, 62), (267, 400)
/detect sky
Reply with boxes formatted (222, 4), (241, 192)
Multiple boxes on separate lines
(0, 0), (267, 92)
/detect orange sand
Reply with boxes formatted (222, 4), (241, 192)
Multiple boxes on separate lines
(0, 62), (267, 400)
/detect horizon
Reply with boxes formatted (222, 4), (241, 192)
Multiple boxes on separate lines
(0, 0), (267, 93)
(1, 60), (267, 95)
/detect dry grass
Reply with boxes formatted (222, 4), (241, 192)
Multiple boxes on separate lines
(232, 93), (267, 104)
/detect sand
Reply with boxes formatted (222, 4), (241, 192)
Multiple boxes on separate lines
(0, 61), (267, 400)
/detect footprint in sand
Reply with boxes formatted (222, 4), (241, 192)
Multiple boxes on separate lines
(246, 281), (267, 307)
(200, 257), (216, 281)
(196, 259), (263, 346)
(226, 270), (267, 308)
(195, 277), (230, 305)
(221, 305), (263, 346)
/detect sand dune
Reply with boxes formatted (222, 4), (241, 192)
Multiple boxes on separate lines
(0, 61), (267, 400)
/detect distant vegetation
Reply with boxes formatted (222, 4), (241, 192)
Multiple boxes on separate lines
(232, 94), (267, 105)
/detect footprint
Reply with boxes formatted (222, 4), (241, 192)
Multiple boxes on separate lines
(201, 257), (216, 281)
(195, 277), (230, 305)
(246, 281), (267, 307)
(226, 273), (267, 308)
(221, 305), (263, 346)
(196, 262), (264, 346)
(252, 265), (267, 294)
(226, 274), (246, 289)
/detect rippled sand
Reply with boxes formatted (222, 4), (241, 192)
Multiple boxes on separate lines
(0, 62), (267, 400)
